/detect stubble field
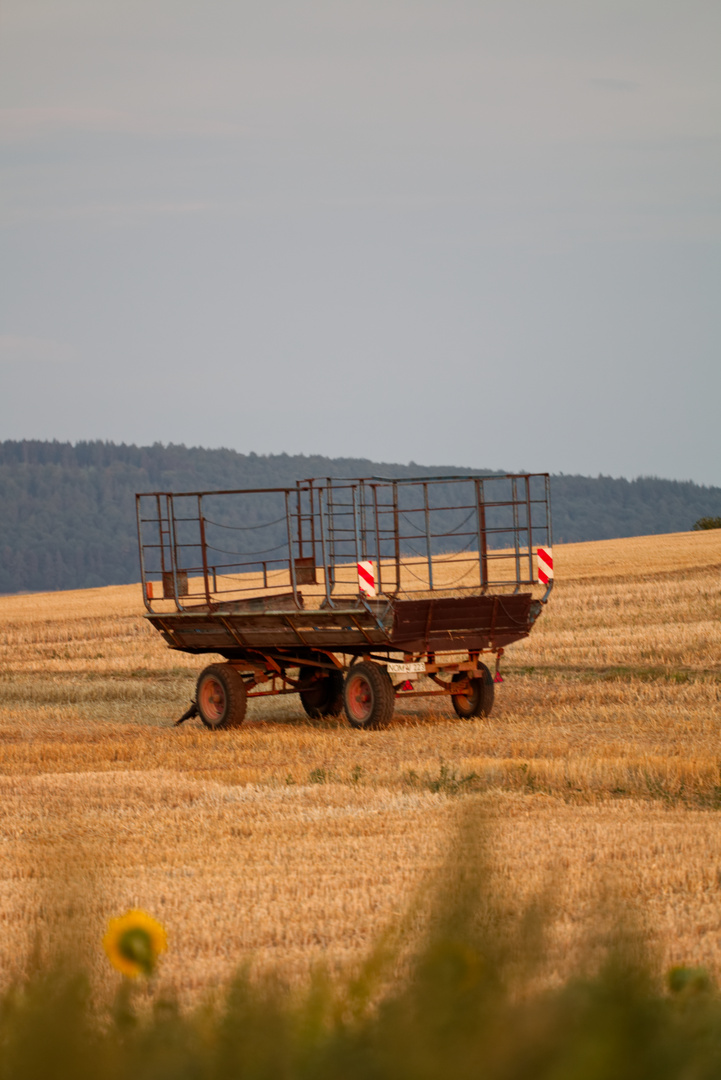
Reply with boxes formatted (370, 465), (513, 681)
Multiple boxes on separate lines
(0, 529), (719, 1003)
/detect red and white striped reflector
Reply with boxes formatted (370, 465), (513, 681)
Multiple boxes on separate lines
(537, 546), (553, 585)
(357, 560), (376, 597)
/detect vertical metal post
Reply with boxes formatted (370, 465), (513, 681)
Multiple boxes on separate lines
(156, 494), (166, 575)
(475, 479), (488, 592)
(296, 483), (304, 559)
(285, 489), (298, 603)
(352, 485), (362, 583)
(526, 474), (535, 582)
(170, 493), (182, 575)
(372, 483), (383, 596)
(136, 496), (151, 611)
(326, 480), (336, 591)
(511, 478), (521, 590)
(318, 486), (334, 606)
(545, 474), (553, 548)
(197, 493), (212, 608)
(358, 480), (368, 561)
(308, 480), (317, 569)
(423, 482), (434, 590)
(392, 481), (401, 594)
(167, 494), (183, 609)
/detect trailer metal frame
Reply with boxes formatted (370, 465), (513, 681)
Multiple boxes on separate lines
(137, 473), (553, 729)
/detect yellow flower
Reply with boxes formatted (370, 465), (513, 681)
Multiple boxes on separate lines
(103, 910), (167, 978)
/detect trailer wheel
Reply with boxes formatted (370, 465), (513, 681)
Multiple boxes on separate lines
(343, 661), (395, 730)
(299, 663), (344, 719)
(196, 664), (247, 729)
(451, 665), (494, 719)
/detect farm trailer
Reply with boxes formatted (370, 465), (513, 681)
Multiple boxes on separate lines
(136, 473), (554, 730)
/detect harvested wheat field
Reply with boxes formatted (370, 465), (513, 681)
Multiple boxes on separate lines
(0, 528), (720, 1003)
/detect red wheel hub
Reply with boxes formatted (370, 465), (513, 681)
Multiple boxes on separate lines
(199, 676), (226, 723)
(346, 673), (373, 723)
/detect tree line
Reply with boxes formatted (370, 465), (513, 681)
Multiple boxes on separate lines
(1, 440), (719, 594)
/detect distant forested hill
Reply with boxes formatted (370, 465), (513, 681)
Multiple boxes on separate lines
(1, 440), (719, 594)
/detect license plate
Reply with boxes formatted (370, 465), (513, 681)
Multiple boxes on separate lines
(387, 662), (426, 674)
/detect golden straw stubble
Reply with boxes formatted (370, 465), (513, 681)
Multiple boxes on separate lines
(0, 528), (718, 1001)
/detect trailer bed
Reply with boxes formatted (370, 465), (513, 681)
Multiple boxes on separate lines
(147, 592), (540, 657)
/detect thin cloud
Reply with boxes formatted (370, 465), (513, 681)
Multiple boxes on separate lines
(0, 107), (133, 137)
(0, 107), (242, 141)
(0, 199), (214, 229)
(0, 336), (77, 364)
(589, 77), (641, 93)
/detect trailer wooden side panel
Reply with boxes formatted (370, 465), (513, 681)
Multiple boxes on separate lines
(147, 593), (539, 657)
(389, 594), (540, 653)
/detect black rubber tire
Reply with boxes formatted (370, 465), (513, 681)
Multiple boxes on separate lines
(196, 664), (248, 729)
(451, 664), (495, 719)
(343, 661), (395, 730)
(299, 663), (344, 719)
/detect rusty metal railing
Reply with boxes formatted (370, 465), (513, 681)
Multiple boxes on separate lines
(136, 473), (552, 613)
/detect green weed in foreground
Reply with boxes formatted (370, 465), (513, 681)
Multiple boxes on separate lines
(3, 804), (721, 1080)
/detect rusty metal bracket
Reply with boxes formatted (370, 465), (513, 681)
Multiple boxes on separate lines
(175, 701), (198, 726)
(423, 599), (435, 649)
(282, 615), (309, 646)
(427, 672), (455, 692)
(218, 615), (249, 648)
(347, 612), (376, 644)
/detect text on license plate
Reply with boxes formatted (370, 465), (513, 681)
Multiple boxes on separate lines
(387, 662), (426, 674)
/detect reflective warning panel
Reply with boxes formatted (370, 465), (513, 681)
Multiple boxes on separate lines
(358, 560), (376, 597)
(537, 546), (553, 585)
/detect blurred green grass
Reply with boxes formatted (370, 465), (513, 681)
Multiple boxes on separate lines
(3, 802), (721, 1080)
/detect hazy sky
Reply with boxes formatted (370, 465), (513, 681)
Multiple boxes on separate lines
(1, 1), (719, 483)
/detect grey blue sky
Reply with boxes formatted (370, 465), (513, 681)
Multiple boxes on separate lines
(1, 1), (719, 482)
